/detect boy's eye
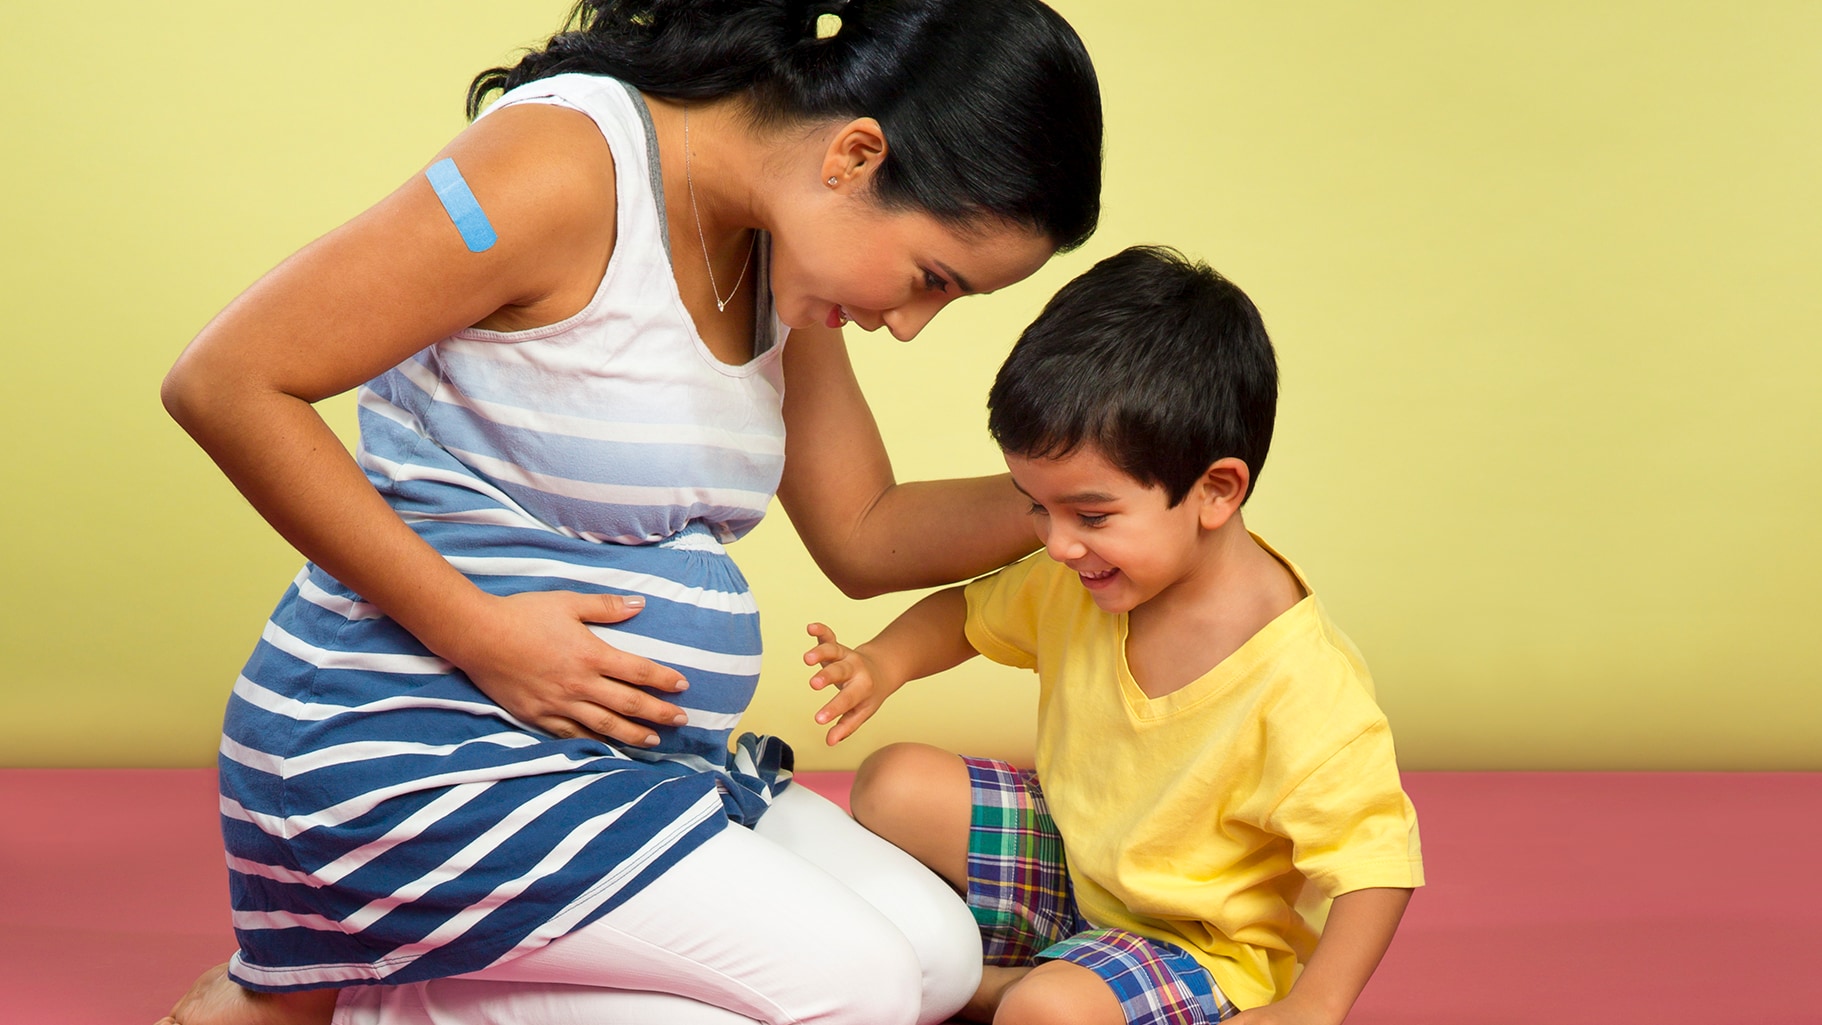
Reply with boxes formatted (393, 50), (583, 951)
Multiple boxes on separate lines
(923, 270), (950, 293)
(1077, 513), (1109, 527)
(1027, 502), (1050, 517)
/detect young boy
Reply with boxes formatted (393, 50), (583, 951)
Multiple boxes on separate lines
(801, 246), (1424, 1025)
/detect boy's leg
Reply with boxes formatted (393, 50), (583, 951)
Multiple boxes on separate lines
(850, 742), (975, 889)
(859, 754), (1239, 1025)
(993, 960), (1125, 1025)
(1013, 931), (1240, 1025)
(860, 750), (1088, 1022)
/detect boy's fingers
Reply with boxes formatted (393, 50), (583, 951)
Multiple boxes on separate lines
(815, 689), (858, 724)
(827, 706), (874, 746)
(809, 661), (854, 690)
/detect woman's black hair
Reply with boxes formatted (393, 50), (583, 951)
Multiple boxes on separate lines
(988, 246), (1279, 505)
(468, 0), (1101, 250)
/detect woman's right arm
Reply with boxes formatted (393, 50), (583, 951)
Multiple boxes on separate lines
(162, 102), (690, 745)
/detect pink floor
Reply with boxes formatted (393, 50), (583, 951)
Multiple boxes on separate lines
(2, 770), (1817, 1024)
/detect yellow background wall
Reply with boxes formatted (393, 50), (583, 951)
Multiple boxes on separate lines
(3, 2), (1818, 770)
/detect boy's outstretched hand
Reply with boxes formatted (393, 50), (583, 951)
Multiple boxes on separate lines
(803, 622), (905, 746)
(800, 588), (977, 746)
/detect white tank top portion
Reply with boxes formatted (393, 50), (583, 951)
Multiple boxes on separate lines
(359, 73), (789, 546)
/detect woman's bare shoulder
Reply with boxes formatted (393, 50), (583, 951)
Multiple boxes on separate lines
(438, 100), (620, 328)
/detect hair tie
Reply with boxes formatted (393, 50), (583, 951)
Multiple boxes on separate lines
(815, 12), (842, 39)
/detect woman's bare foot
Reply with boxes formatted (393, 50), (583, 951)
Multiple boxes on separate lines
(155, 963), (338, 1025)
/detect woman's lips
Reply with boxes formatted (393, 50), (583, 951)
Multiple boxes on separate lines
(825, 305), (851, 329)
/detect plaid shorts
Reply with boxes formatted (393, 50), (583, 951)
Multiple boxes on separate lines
(963, 757), (1239, 1025)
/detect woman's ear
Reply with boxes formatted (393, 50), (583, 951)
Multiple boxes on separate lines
(1196, 458), (1251, 531)
(820, 117), (888, 189)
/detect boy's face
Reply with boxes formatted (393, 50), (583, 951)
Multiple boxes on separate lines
(1006, 445), (1213, 615)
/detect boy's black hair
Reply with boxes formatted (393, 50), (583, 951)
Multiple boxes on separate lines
(988, 245), (1277, 505)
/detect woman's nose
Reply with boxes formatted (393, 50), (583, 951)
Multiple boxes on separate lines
(882, 293), (950, 341)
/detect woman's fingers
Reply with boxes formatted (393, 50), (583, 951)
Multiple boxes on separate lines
(547, 682), (686, 747)
(541, 706), (656, 748)
(571, 592), (689, 693)
(594, 644), (689, 694)
(576, 591), (649, 625)
(575, 672), (689, 732)
(459, 589), (702, 744)
(582, 701), (662, 747)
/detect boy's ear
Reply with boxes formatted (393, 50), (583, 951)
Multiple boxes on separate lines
(821, 117), (888, 189)
(1195, 458), (1251, 531)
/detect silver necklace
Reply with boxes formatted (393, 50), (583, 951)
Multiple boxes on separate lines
(682, 107), (754, 313)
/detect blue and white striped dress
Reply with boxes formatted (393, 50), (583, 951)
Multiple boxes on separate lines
(218, 74), (794, 992)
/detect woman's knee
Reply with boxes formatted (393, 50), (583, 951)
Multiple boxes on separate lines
(753, 781), (980, 1024)
(804, 919), (925, 1025)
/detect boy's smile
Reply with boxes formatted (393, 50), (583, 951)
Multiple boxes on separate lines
(1005, 446), (1216, 615)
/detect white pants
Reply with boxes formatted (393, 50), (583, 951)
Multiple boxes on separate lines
(333, 784), (981, 1025)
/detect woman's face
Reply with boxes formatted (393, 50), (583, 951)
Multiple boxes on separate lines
(767, 192), (1055, 341)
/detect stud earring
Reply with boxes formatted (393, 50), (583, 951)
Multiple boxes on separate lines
(826, 176), (839, 187)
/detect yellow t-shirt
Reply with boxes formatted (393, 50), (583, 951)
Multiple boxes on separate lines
(962, 544), (1424, 1011)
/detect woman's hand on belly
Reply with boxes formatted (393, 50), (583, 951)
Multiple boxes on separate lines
(449, 590), (690, 746)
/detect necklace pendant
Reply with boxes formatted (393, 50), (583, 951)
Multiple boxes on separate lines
(684, 108), (754, 319)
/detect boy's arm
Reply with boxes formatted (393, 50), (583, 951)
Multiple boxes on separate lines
(1228, 886), (1413, 1025)
(803, 585), (976, 745)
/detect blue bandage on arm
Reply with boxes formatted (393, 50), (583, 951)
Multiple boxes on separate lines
(425, 158), (497, 253)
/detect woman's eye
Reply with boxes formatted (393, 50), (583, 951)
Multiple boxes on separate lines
(923, 270), (950, 293)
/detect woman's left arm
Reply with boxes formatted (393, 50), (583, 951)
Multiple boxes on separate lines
(775, 326), (1036, 598)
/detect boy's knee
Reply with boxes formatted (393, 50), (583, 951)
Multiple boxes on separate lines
(851, 743), (973, 894)
(993, 961), (1124, 1025)
(850, 743), (959, 836)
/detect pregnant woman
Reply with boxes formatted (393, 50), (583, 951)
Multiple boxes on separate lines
(158, 1), (1101, 1024)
